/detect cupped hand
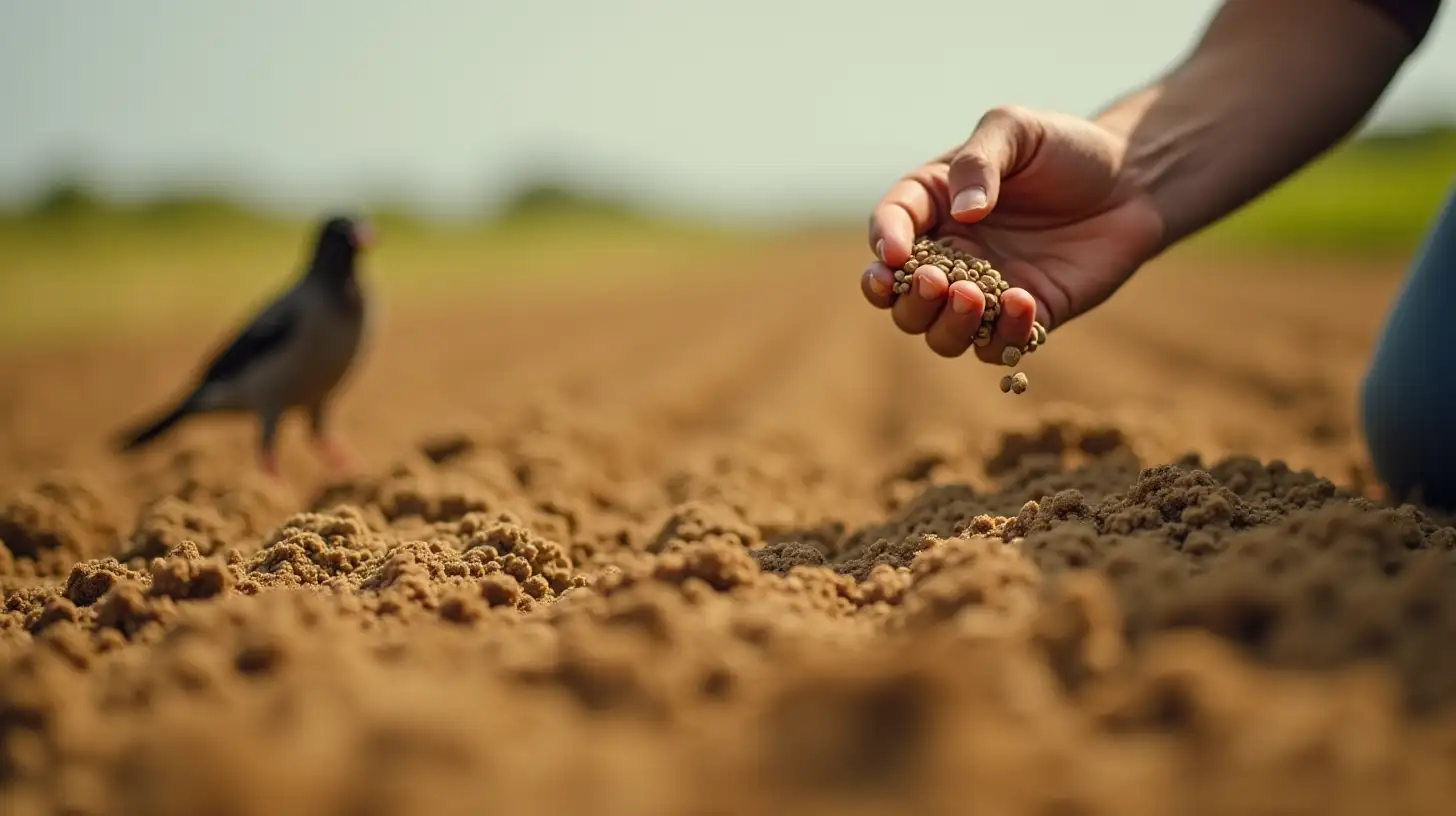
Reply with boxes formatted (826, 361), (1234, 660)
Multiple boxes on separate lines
(860, 105), (1166, 362)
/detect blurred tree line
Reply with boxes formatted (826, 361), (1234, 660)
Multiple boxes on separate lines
(2, 169), (646, 232)
(3, 124), (1454, 253)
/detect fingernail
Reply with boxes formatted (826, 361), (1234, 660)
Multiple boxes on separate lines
(917, 274), (940, 300)
(866, 271), (889, 296)
(875, 239), (886, 263)
(950, 291), (973, 314)
(951, 186), (987, 216)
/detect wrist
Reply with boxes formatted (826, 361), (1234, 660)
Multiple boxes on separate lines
(1080, 94), (1174, 264)
(1097, 82), (1219, 254)
(1091, 0), (1418, 254)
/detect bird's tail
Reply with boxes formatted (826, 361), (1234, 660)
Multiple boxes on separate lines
(114, 396), (196, 452)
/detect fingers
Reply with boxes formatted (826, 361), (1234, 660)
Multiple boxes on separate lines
(946, 105), (1038, 224)
(860, 262), (896, 309)
(892, 264), (949, 335)
(868, 172), (941, 267)
(870, 268), (1042, 364)
(925, 282), (986, 357)
(975, 287), (1037, 364)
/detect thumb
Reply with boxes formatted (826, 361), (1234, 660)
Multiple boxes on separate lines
(946, 105), (1034, 224)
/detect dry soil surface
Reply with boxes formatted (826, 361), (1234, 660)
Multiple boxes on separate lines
(4, 237), (1456, 815)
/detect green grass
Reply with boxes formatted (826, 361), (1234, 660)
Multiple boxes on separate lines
(1186, 125), (1456, 255)
(0, 202), (761, 348)
(1, 126), (1451, 347)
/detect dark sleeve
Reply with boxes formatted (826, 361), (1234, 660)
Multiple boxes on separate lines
(1352, 0), (1443, 44)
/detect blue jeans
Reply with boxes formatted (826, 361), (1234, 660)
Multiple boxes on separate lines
(1359, 181), (1456, 508)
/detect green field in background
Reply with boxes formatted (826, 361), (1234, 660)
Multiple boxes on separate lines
(1, 126), (1451, 346)
(1188, 126), (1456, 254)
(0, 204), (759, 347)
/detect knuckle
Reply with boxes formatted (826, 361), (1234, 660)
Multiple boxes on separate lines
(949, 148), (991, 175)
(904, 165), (942, 190)
(982, 104), (1030, 127)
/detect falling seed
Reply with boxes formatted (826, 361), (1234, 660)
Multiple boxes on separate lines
(1001, 346), (1021, 367)
(999, 375), (1013, 393)
(1010, 372), (1029, 394)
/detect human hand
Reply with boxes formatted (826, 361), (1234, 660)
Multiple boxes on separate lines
(860, 105), (1165, 362)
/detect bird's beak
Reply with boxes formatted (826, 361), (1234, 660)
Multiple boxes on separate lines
(352, 222), (375, 251)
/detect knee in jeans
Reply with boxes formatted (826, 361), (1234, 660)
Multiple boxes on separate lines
(1357, 358), (1456, 506)
(1358, 360), (1414, 491)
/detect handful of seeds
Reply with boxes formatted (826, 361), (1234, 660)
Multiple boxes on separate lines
(891, 236), (1047, 394)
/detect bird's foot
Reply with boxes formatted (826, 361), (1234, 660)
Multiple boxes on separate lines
(313, 436), (357, 475)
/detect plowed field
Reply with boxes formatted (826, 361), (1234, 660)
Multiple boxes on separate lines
(4, 233), (1454, 814)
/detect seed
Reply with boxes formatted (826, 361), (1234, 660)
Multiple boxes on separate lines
(890, 236), (1052, 393)
(999, 375), (1013, 393)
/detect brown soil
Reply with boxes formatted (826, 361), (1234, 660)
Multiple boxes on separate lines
(3, 238), (1455, 814)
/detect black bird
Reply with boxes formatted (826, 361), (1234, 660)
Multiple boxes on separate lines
(115, 214), (374, 477)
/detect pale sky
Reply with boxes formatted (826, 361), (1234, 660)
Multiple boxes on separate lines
(1, 0), (1453, 223)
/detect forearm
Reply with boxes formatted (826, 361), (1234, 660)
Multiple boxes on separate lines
(1095, 0), (1425, 252)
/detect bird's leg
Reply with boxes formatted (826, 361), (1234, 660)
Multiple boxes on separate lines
(257, 411), (283, 481)
(260, 449), (281, 480)
(307, 403), (355, 474)
(316, 437), (355, 473)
